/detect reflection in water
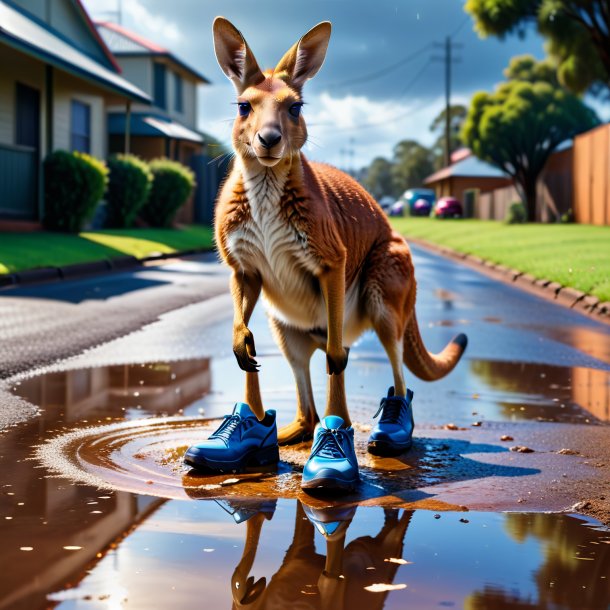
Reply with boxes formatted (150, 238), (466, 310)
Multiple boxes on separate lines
(228, 500), (411, 610)
(43, 499), (608, 610)
(3, 356), (610, 610)
(0, 360), (209, 610)
(467, 512), (610, 610)
(470, 359), (610, 423)
(15, 360), (211, 420)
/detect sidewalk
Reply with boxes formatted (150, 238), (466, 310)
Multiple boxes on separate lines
(0, 253), (229, 381)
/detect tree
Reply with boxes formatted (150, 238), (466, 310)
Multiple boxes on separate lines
(391, 140), (435, 194)
(465, 0), (610, 96)
(429, 105), (467, 169)
(461, 55), (598, 221)
(363, 157), (396, 200)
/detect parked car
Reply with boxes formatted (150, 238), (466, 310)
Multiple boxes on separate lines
(389, 200), (406, 216)
(434, 196), (463, 218)
(378, 196), (395, 213)
(412, 197), (432, 216)
(402, 188), (436, 215)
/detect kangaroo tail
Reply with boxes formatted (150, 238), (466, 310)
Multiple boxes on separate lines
(403, 313), (467, 381)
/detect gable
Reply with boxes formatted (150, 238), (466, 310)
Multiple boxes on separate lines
(8, 0), (117, 71)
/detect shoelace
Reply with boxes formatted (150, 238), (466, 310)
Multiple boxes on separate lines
(373, 397), (407, 423)
(210, 414), (242, 443)
(311, 428), (348, 459)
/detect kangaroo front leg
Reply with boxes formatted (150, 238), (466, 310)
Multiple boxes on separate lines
(319, 262), (349, 375)
(231, 270), (261, 371)
(231, 271), (264, 419)
(325, 371), (350, 426)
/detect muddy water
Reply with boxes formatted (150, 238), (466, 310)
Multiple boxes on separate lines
(0, 350), (608, 609)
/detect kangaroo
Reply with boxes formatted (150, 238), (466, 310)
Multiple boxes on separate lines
(212, 17), (467, 448)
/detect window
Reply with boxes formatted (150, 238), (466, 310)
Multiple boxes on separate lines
(70, 100), (90, 153)
(174, 72), (183, 113)
(154, 62), (167, 109)
(16, 83), (40, 149)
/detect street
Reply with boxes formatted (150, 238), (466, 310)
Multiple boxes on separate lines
(0, 244), (609, 610)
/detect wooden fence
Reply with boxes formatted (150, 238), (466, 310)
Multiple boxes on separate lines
(573, 123), (610, 226)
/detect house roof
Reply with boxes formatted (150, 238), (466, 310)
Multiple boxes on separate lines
(71, 0), (122, 72)
(424, 155), (508, 185)
(96, 21), (210, 84)
(108, 112), (203, 143)
(0, 1), (150, 103)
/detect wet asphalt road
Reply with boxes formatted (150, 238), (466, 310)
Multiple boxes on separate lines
(2, 243), (609, 517)
(2, 244), (610, 610)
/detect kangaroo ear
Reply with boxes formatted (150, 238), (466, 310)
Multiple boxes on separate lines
(213, 17), (265, 93)
(274, 22), (331, 90)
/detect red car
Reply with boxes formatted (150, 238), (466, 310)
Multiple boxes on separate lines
(435, 196), (463, 219)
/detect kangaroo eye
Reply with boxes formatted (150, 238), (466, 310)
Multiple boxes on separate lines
(238, 102), (251, 117)
(289, 102), (303, 118)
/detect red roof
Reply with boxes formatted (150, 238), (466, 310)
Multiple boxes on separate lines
(96, 20), (168, 53)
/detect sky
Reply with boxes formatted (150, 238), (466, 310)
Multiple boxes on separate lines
(81, 0), (550, 169)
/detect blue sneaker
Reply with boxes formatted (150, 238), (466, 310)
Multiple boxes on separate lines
(367, 387), (414, 456)
(301, 416), (359, 492)
(302, 504), (356, 539)
(184, 402), (279, 473)
(214, 498), (277, 524)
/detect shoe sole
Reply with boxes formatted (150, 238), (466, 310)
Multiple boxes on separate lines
(301, 476), (359, 493)
(184, 444), (280, 474)
(367, 439), (412, 457)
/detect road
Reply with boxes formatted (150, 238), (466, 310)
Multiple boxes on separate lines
(1, 243), (610, 610)
(2, 243), (609, 519)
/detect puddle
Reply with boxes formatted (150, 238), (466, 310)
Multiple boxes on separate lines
(1, 311), (609, 608)
(41, 501), (610, 610)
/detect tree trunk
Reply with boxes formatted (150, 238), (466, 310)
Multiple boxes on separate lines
(516, 174), (538, 222)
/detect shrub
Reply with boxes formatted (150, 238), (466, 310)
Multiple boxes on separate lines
(560, 208), (575, 224)
(140, 158), (196, 227)
(105, 154), (153, 228)
(505, 201), (527, 224)
(43, 150), (108, 233)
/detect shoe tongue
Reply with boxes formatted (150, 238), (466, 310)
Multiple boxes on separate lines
(322, 415), (345, 430)
(233, 402), (254, 418)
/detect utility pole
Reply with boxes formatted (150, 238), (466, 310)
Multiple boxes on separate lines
(432, 38), (462, 167)
(444, 37), (451, 168)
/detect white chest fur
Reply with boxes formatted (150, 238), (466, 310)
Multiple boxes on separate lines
(226, 162), (318, 275)
(225, 162), (323, 328)
(224, 161), (367, 343)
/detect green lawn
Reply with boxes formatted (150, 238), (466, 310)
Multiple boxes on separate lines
(390, 217), (610, 302)
(0, 225), (214, 275)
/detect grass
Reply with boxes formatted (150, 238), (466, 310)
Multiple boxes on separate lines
(390, 217), (610, 302)
(0, 225), (214, 274)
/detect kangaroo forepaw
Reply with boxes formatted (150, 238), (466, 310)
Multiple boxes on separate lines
(326, 347), (350, 375)
(233, 326), (259, 372)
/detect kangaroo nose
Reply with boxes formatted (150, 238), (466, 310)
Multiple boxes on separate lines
(257, 129), (282, 149)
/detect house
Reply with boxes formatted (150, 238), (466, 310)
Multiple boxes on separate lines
(423, 149), (512, 214)
(0, 0), (149, 229)
(95, 21), (210, 166)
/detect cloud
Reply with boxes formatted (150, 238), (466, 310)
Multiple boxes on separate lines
(123, 0), (180, 42)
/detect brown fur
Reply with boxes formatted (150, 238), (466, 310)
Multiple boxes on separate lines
(212, 17), (467, 443)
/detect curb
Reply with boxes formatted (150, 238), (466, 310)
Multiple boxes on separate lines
(0, 247), (214, 290)
(408, 237), (610, 325)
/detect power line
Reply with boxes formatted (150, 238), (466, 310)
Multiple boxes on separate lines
(315, 94), (444, 134)
(310, 59), (435, 133)
(450, 15), (470, 40)
(329, 43), (433, 89)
